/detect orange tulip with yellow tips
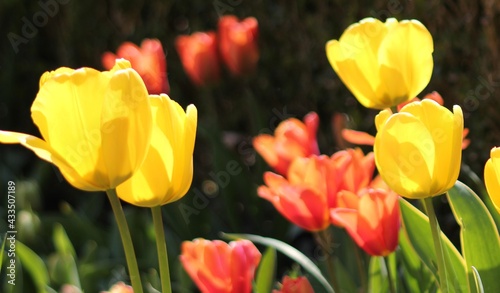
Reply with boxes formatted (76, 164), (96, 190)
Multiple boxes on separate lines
(180, 238), (261, 293)
(326, 17), (434, 109)
(484, 147), (500, 214)
(258, 154), (350, 231)
(374, 99), (463, 199)
(253, 112), (320, 176)
(0, 59), (152, 191)
(116, 94), (197, 207)
(330, 188), (401, 256)
(332, 148), (375, 194)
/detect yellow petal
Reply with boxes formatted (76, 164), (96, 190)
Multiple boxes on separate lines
(378, 19), (434, 104)
(446, 105), (463, 189)
(39, 67), (76, 87)
(374, 112), (434, 198)
(0, 131), (101, 191)
(32, 67), (111, 189)
(485, 149), (500, 213)
(374, 109), (392, 131)
(401, 100), (455, 194)
(117, 95), (197, 207)
(101, 67), (152, 188)
(326, 18), (388, 109)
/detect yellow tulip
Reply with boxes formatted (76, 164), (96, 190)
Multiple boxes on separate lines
(0, 59), (152, 191)
(484, 147), (500, 214)
(116, 94), (197, 207)
(326, 17), (434, 109)
(374, 99), (463, 199)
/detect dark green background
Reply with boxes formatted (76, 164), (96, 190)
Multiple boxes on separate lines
(1, 0), (499, 292)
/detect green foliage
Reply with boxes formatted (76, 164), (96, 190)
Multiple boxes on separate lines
(447, 181), (500, 292)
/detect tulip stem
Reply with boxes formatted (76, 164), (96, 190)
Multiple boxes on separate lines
(353, 243), (367, 292)
(382, 255), (395, 293)
(106, 189), (143, 293)
(151, 206), (172, 293)
(315, 229), (340, 293)
(422, 197), (448, 293)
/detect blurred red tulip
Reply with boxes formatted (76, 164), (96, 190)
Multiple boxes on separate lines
(258, 154), (350, 231)
(218, 15), (259, 76)
(175, 32), (221, 86)
(102, 39), (169, 94)
(273, 276), (315, 293)
(180, 238), (261, 293)
(253, 112), (320, 176)
(331, 189), (401, 256)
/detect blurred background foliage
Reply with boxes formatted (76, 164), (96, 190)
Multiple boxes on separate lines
(1, 0), (500, 292)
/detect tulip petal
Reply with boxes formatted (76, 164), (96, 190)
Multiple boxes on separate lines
(485, 150), (500, 213)
(401, 100), (460, 194)
(374, 112), (434, 198)
(0, 131), (100, 191)
(379, 20), (434, 104)
(32, 67), (111, 189)
(101, 67), (152, 188)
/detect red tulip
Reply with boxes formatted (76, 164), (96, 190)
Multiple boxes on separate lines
(258, 154), (350, 231)
(330, 189), (401, 256)
(175, 32), (221, 86)
(273, 276), (315, 293)
(180, 238), (261, 293)
(218, 15), (259, 76)
(253, 112), (320, 176)
(102, 38), (169, 94)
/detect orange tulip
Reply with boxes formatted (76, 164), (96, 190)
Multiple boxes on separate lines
(253, 112), (320, 176)
(331, 188), (400, 256)
(175, 32), (221, 86)
(180, 238), (261, 293)
(258, 154), (350, 231)
(273, 276), (315, 293)
(102, 39), (169, 94)
(218, 15), (259, 76)
(333, 148), (375, 194)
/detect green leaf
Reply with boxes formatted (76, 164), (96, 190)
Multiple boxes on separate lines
(447, 181), (500, 293)
(368, 256), (389, 293)
(399, 198), (468, 292)
(398, 229), (437, 293)
(255, 247), (276, 293)
(17, 240), (50, 292)
(53, 223), (76, 257)
(471, 266), (484, 293)
(0, 234), (6, 275)
(222, 232), (334, 293)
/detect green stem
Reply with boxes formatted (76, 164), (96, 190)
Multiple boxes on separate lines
(422, 197), (448, 293)
(151, 206), (172, 293)
(106, 189), (143, 293)
(315, 229), (340, 293)
(354, 244), (367, 292)
(382, 255), (395, 293)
